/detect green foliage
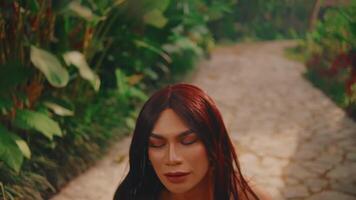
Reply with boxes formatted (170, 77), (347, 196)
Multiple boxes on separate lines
(13, 109), (63, 140)
(299, 1), (356, 119)
(63, 51), (100, 91)
(304, 69), (348, 106)
(115, 69), (148, 105)
(144, 9), (168, 28)
(234, 0), (314, 40)
(304, 1), (356, 55)
(0, 61), (29, 94)
(0, 0), (233, 199)
(0, 125), (24, 173)
(43, 101), (74, 117)
(30, 46), (70, 88)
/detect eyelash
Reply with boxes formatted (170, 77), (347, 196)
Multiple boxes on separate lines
(149, 138), (198, 148)
(149, 142), (165, 148)
(181, 137), (198, 145)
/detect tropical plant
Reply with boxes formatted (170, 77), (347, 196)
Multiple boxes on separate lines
(302, 0), (356, 118)
(0, 0), (105, 174)
(234, 0), (315, 40)
(1, 0), (234, 199)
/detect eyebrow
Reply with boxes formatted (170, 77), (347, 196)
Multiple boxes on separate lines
(150, 129), (194, 140)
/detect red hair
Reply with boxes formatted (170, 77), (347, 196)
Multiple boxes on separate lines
(114, 83), (259, 200)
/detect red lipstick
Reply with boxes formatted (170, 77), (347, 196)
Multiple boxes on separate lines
(164, 172), (190, 184)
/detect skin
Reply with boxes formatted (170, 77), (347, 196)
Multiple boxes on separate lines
(148, 108), (272, 200)
(149, 109), (213, 200)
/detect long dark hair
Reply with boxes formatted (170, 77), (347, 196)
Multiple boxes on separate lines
(114, 83), (259, 200)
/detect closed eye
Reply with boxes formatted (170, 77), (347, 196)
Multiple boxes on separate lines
(181, 134), (198, 145)
(149, 138), (165, 148)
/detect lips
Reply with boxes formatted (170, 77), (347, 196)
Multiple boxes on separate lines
(164, 172), (190, 183)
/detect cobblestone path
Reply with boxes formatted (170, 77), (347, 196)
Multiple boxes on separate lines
(51, 41), (356, 200)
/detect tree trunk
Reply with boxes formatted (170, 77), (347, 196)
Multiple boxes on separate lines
(309, 0), (322, 31)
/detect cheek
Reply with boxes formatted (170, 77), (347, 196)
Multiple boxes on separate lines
(184, 144), (209, 170)
(148, 149), (165, 170)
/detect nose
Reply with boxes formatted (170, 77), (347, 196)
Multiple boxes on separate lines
(166, 143), (182, 166)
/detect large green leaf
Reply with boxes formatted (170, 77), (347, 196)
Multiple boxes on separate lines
(115, 69), (148, 102)
(115, 0), (126, 6)
(43, 101), (74, 116)
(143, 0), (170, 12)
(7, 132), (31, 159)
(143, 9), (168, 28)
(175, 37), (203, 56)
(115, 68), (128, 95)
(63, 51), (101, 91)
(67, 1), (99, 22)
(134, 39), (171, 62)
(30, 46), (69, 88)
(143, 68), (159, 80)
(128, 87), (148, 101)
(12, 136), (31, 159)
(14, 109), (63, 140)
(0, 97), (13, 115)
(0, 124), (24, 173)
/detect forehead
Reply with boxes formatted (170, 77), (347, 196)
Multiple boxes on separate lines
(152, 108), (190, 137)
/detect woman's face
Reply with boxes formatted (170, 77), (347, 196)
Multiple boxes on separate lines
(148, 108), (210, 194)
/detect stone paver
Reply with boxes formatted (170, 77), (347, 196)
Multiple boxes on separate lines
(51, 41), (356, 200)
(190, 41), (356, 199)
(50, 137), (131, 200)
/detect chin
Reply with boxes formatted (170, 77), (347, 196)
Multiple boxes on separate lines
(161, 179), (194, 194)
(165, 184), (192, 194)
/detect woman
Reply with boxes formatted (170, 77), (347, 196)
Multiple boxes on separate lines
(114, 83), (270, 200)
